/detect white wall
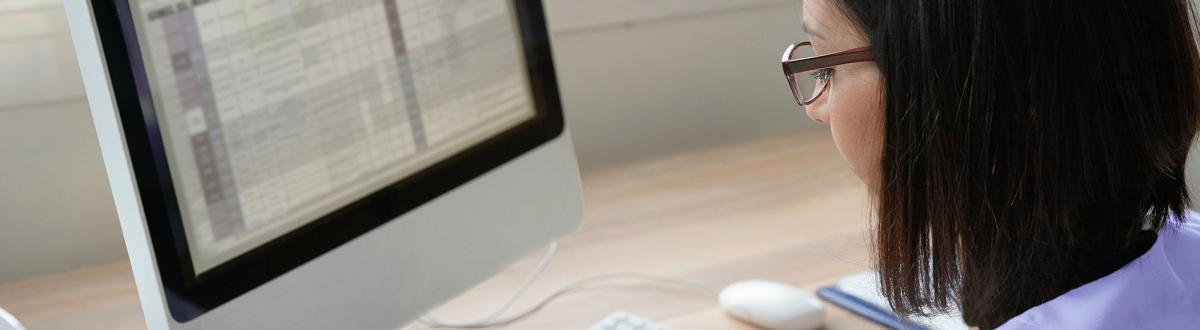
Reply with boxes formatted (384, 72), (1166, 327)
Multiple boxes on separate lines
(0, 1), (124, 283)
(0, 0), (814, 283)
(547, 0), (814, 169)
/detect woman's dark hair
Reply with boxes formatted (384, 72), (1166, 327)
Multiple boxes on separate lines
(829, 0), (1200, 328)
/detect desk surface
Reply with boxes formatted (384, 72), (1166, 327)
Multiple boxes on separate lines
(0, 130), (878, 329)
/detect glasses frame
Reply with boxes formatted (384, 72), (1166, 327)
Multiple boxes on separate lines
(782, 41), (874, 107)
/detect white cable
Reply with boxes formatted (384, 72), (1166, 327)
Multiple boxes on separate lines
(422, 272), (719, 328)
(419, 240), (560, 328)
(417, 241), (720, 329)
(0, 307), (25, 330)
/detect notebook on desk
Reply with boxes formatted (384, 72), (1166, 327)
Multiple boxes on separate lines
(817, 272), (968, 330)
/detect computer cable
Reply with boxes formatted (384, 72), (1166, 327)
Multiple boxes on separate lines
(418, 241), (559, 328)
(414, 240), (720, 329)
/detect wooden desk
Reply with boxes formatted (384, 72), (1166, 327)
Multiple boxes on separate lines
(0, 130), (878, 329)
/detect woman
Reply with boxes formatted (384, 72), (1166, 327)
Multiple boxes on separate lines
(782, 0), (1200, 328)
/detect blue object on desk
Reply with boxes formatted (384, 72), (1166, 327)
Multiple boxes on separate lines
(816, 286), (929, 330)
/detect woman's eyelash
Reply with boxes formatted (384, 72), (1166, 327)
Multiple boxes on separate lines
(808, 68), (832, 80)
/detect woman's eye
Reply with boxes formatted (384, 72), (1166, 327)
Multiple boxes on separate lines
(808, 68), (832, 80)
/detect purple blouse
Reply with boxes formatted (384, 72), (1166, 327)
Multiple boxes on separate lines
(997, 211), (1200, 329)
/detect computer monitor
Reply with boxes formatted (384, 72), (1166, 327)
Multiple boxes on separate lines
(65, 0), (582, 328)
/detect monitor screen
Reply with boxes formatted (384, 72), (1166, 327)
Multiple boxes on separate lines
(126, 0), (537, 274)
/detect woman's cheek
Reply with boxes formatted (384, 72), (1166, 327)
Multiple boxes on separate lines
(827, 67), (885, 189)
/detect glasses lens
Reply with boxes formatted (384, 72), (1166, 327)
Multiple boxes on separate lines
(785, 43), (827, 107)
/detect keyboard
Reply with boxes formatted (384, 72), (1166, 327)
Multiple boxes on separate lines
(589, 310), (671, 330)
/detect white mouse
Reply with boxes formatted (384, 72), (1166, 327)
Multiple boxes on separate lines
(719, 280), (825, 330)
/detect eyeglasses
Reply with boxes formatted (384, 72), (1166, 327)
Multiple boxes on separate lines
(781, 41), (873, 108)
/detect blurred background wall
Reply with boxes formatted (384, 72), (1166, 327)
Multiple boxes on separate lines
(0, 0), (126, 284)
(547, 0), (815, 169)
(0, 0), (813, 283)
